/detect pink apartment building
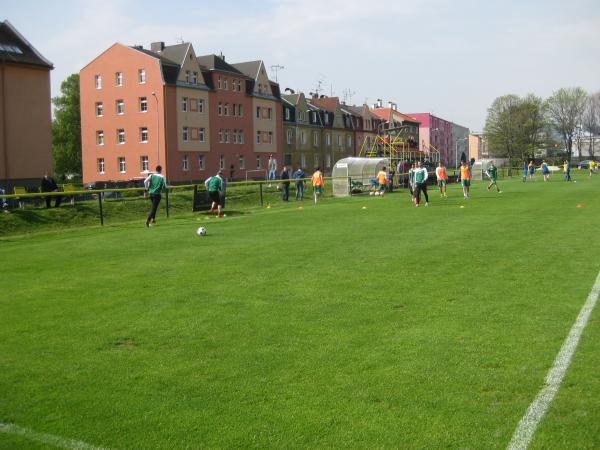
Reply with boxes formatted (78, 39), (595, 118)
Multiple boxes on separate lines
(405, 113), (454, 166)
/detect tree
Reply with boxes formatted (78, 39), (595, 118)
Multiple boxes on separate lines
(582, 92), (600, 158)
(517, 94), (546, 158)
(52, 74), (81, 177)
(483, 94), (546, 173)
(545, 87), (588, 161)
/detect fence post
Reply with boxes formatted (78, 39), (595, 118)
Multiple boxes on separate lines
(259, 182), (263, 206)
(165, 188), (170, 218)
(98, 193), (104, 226)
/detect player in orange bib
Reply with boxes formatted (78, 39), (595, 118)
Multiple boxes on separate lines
(459, 160), (471, 199)
(376, 166), (387, 196)
(311, 166), (324, 205)
(435, 162), (448, 198)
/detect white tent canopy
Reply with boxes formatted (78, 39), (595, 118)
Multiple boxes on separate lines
(331, 157), (389, 197)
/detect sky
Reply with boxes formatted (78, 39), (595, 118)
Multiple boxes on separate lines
(4, 0), (600, 131)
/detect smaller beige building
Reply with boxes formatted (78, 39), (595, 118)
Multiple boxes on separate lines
(0, 20), (53, 191)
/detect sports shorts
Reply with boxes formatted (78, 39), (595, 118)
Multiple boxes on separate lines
(208, 190), (221, 205)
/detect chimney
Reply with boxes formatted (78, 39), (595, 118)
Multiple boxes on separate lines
(377, 99), (382, 108)
(388, 101), (393, 109)
(151, 41), (165, 52)
(133, 45), (143, 50)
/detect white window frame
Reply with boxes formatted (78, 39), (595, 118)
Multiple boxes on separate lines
(95, 74), (102, 89)
(95, 102), (103, 117)
(285, 108), (290, 120)
(256, 155), (261, 169)
(224, 103), (229, 116)
(97, 158), (105, 174)
(115, 72), (123, 86)
(182, 154), (189, 172)
(326, 133), (331, 146)
(117, 129), (125, 144)
(256, 131), (261, 144)
(140, 127), (148, 143)
(139, 97), (148, 113)
(219, 154), (225, 170)
(96, 130), (104, 146)
(287, 129), (292, 145)
(268, 131), (273, 144)
(239, 155), (245, 170)
(313, 132), (318, 147)
(192, 71), (198, 84)
(140, 155), (149, 172)
(199, 127), (205, 143)
(181, 97), (188, 113)
(223, 78), (228, 90)
(118, 157), (126, 173)
(138, 69), (146, 84)
(116, 99), (124, 115)
(183, 127), (189, 142)
(198, 154), (205, 170)
(198, 99), (204, 113)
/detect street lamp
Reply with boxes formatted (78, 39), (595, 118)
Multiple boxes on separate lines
(455, 137), (468, 169)
(151, 92), (160, 165)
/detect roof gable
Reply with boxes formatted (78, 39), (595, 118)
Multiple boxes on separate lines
(0, 20), (53, 68)
(197, 54), (245, 76)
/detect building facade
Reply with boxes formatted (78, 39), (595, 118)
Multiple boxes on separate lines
(81, 43), (180, 185)
(308, 96), (355, 173)
(232, 60), (283, 177)
(81, 42), (285, 184)
(0, 20), (53, 191)
(404, 112), (456, 166)
(197, 54), (256, 180)
(281, 92), (324, 171)
(452, 123), (470, 168)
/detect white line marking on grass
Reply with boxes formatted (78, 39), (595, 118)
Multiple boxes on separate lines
(507, 270), (600, 450)
(0, 422), (110, 450)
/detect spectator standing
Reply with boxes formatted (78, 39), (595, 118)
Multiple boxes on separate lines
(41, 172), (61, 208)
(144, 165), (167, 227)
(0, 187), (8, 212)
(267, 155), (277, 186)
(294, 167), (305, 200)
(563, 160), (571, 182)
(280, 166), (290, 201)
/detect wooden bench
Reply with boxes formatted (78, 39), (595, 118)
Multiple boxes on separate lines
(13, 186), (27, 209)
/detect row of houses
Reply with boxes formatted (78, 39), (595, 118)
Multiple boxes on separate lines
(0, 20), (475, 189)
(80, 40), (476, 185)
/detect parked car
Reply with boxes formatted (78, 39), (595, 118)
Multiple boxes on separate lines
(578, 160), (597, 169)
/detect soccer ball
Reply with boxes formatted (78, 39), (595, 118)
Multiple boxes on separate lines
(196, 226), (207, 236)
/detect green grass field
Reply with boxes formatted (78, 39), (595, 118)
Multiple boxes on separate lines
(1, 173), (599, 449)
